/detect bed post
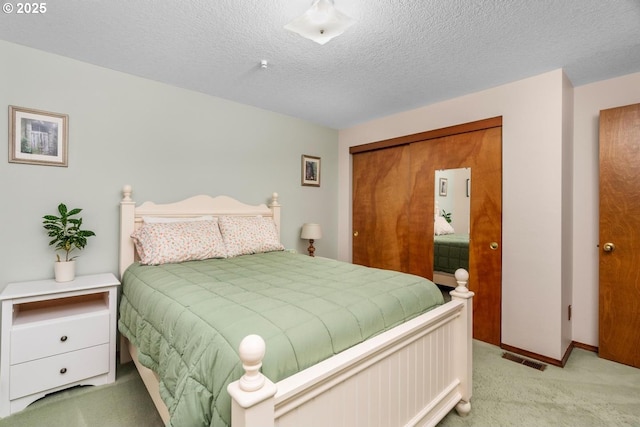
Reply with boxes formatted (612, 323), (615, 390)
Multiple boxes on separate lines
(269, 192), (281, 239)
(119, 184), (136, 279)
(119, 185), (137, 364)
(450, 268), (474, 416)
(227, 335), (277, 427)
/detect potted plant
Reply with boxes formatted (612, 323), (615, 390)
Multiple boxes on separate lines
(43, 203), (96, 282)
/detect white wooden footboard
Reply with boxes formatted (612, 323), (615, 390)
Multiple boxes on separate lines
(228, 271), (474, 427)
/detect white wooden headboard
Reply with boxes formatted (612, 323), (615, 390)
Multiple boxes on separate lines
(118, 185), (281, 278)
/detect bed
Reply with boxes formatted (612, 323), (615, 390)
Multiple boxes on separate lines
(117, 185), (474, 427)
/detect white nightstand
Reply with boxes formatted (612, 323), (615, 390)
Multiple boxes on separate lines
(0, 273), (120, 416)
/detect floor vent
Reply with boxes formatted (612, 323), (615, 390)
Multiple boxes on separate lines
(502, 352), (547, 371)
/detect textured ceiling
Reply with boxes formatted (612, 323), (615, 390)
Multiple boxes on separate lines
(1, 0), (639, 129)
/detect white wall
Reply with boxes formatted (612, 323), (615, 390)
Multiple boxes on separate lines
(572, 72), (640, 347)
(339, 70), (570, 360)
(0, 41), (339, 286)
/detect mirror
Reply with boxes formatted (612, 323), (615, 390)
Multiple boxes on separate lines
(433, 168), (470, 287)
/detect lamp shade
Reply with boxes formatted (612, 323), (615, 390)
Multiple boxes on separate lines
(284, 0), (354, 45)
(301, 223), (322, 240)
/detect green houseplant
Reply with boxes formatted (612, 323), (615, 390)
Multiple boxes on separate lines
(43, 203), (96, 282)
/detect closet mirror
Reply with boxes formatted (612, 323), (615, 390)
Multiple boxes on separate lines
(433, 167), (470, 287)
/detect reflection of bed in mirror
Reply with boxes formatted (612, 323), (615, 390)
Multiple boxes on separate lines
(434, 232), (469, 287)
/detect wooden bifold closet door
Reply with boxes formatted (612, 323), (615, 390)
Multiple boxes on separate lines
(352, 118), (502, 345)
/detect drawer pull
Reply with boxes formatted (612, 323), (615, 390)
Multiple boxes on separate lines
(60, 368), (67, 374)
(60, 335), (68, 342)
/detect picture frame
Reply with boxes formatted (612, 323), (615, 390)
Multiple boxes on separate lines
(439, 177), (448, 196)
(302, 154), (321, 187)
(8, 105), (68, 167)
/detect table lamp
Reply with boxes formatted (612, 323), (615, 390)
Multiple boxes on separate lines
(300, 223), (322, 256)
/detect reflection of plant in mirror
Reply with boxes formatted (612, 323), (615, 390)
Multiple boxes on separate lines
(441, 210), (452, 224)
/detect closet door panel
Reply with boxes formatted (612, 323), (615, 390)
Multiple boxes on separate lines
(352, 145), (410, 272)
(467, 127), (502, 346)
(410, 127), (502, 345)
(408, 141), (435, 280)
(408, 136), (477, 279)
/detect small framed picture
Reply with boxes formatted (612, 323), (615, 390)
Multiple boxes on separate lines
(439, 177), (448, 196)
(8, 106), (68, 167)
(302, 155), (321, 187)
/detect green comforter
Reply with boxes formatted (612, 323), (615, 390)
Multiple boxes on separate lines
(118, 251), (444, 427)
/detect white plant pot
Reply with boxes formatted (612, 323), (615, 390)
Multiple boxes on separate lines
(54, 260), (76, 283)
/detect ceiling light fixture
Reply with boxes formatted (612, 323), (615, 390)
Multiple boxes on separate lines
(284, 0), (354, 45)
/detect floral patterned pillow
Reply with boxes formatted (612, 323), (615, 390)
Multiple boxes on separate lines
(131, 219), (227, 265)
(218, 216), (284, 257)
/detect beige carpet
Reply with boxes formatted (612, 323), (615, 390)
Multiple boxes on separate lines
(438, 340), (640, 426)
(0, 362), (164, 427)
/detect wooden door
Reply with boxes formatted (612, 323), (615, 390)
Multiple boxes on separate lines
(409, 127), (502, 345)
(352, 145), (411, 272)
(599, 103), (640, 368)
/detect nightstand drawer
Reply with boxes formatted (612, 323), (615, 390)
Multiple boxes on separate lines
(10, 344), (109, 400)
(11, 310), (109, 364)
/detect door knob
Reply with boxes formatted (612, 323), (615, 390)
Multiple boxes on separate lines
(353, 231), (359, 237)
(489, 242), (499, 250)
(603, 242), (615, 252)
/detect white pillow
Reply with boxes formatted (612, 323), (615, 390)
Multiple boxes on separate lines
(142, 215), (215, 223)
(218, 216), (284, 257)
(434, 216), (455, 235)
(131, 219), (227, 265)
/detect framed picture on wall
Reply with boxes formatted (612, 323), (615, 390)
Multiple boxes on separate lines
(8, 105), (68, 167)
(439, 177), (448, 196)
(302, 154), (321, 187)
